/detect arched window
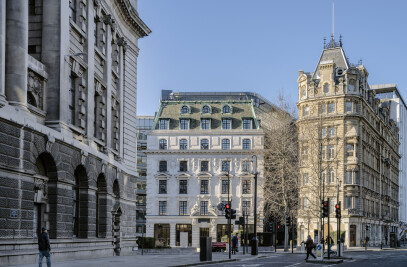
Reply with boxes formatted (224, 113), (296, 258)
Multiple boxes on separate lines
(201, 139), (209, 150)
(181, 105), (189, 114)
(222, 105), (231, 114)
(180, 139), (188, 150)
(222, 139), (230, 150)
(159, 139), (167, 150)
(242, 139), (251, 150)
(202, 105), (210, 114)
(324, 83), (330, 93)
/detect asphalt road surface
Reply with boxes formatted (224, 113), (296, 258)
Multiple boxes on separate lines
(201, 250), (407, 267)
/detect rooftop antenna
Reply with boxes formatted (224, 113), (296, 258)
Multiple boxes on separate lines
(332, 0), (335, 41)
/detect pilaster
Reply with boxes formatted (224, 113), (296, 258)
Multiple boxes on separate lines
(5, 0), (28, 110)
(0, 0), (6, 106)
(170, 223), (176, 247)
(104, 16), (112, 150)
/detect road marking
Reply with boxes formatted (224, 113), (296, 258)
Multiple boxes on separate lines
(284, 263), (301, 267)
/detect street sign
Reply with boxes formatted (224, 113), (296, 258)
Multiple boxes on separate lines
(316, 244), (323, 260)
(217, 203), (225, 211)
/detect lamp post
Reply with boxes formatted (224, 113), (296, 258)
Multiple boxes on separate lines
(251, 155), (259, 255)
(227, 171), (231, 259)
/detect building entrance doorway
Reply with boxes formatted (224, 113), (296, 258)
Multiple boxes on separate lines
(350, 225), (356, 247)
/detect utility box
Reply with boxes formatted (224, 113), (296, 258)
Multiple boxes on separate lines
(200, 237), (212, 261)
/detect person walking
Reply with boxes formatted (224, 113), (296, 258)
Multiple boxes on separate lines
(305, 235), (316, 260)
(38, 227), (51, 267)
(231, 233), (239, 254)
(326, 235), (334, 254)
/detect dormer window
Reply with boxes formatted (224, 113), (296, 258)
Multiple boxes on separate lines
(324, 83), (329, 93)
(222, 105), (231, 114)
(201, 119), (210, 130)
(181, 105), (189, 114)
(180, 119), (189, 130)
(222, 119), (231, 129)
(243, 119), (252, 130)
(202, 105), (210, 114)
(159, 119), (169, 130)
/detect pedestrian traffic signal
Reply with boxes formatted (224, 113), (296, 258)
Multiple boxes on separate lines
(231, 209), (237, 219)
(239, 216), (245, 226)
(322, 200), (329, 217)
(225, 204), (231, 219)
(335, 203), (341, 219)
(285, 216), (291, 226)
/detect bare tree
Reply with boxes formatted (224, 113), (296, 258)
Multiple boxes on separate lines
(262, 95), (299, 251)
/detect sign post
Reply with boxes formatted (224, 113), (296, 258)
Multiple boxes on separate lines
(316, 243), (323, 260)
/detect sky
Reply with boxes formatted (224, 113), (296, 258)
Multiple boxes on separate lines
(136, 0), (407, 116)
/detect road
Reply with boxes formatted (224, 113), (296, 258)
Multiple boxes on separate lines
(201, 250), (407, 267)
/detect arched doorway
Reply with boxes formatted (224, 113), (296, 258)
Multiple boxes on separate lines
(73, 165), (89, 238)
(34, 152), (57, 238)
(96, 174), (107, 237)
(112, 179), (121, 255)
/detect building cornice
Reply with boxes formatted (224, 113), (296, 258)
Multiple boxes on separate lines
(114, 0), (151, 37)
(144, 149), (264, 155)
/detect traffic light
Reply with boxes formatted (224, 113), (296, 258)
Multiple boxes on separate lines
(269, 222), (274, 232)
(231, 209), (237, 219)
(225, 204), (231, 219)
(322, 200), (329, 217)
(239, 216), (245, 226)
(285, 216), (291, 226)
(335, 203), (341, 219)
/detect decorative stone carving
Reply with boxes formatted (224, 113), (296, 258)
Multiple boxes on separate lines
(45, 135), (55, 152)
(117, 37), (128, 51)
(27, 70), (44, 110)
(81, 150), (88, 165)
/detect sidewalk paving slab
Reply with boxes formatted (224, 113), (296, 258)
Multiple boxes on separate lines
(306, 258), (343, 264)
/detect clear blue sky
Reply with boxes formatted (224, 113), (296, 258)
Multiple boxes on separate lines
(136, 0), (407, 116)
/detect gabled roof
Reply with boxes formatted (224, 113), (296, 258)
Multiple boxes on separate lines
(312, 42), (350, 80)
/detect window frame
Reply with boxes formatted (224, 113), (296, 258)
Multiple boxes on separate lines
(202, 105), (210, 114)
(200, 180), (209, 194)
(200, 139), (209, 150)
(242, 139), (251, 150)
(222, 105), (231, 114)
(180, 119), (189, 130)
(222, 119), (231, 129)
(328, 103), (335, 113)
(180, 105), (189, 114)
(221, 180), (230, 194)
(159, 139), (167, 150)
(200, 201), (209, 216)
(159, 119), (169, 130)
(159, 160), (167, 172)
(179, 139), (188, 150)
(201, 119), (210, 130)
(179, 201), (188, 215)
(243, 119), (252, 130)
(179, 180), (188, 194)
(179, 161), (188, 172)
(200, 160), (209, 172)
(159, 180), (167, 194)
(242, 180), (251, 194)
(221, 160), (230, 172)
(159, 201), (167, 215)
(222, 139), (230, 150)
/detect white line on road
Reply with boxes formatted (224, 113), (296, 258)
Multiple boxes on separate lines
(284, 263), (301, 267)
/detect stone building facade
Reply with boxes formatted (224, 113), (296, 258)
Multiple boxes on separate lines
(145, 92), (264, 248)
(0, 0), (149, 265)
(296, 38), (400, 247)
(371, 84), (407, 238)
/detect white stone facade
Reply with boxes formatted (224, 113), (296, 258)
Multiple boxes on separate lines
(145, 100), (264, 248)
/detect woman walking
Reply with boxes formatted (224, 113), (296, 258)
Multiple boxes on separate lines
(305, 235), (316, 260)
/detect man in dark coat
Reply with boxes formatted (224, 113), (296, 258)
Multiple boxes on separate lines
(305, 235), (316, 260)
(38, 227), (51, 267)
(231, 233), (239, 254)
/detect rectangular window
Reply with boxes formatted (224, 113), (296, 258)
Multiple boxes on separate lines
(328, 145), (335, 159)
(159, 119), (168, 130)
(201, 119), (210, 130)
(222, 161), (230, 172)
(159, 201), (167, 215)
(320, 104), (326, 114)
(303, 106), (309, 116)
(242, 180), (251, 194)
(179, 201), (188, 215)
(159, 180), (167, 194)
(222, 119), (231, 129)
(303, 173), (309, 185)
(347, 143), (354, 157)
(242, 161), (251, 172)
(179, 180), (188, 194)
(242, 201), (251, 215)
(345, 197), (352, 209)
(180, 119), (189, 130)
(346, 101), (353, 112)
(69, 76), (76, 125)
(159, 161), (167, 172)
(180, 161), (188, 172)
(201, 161), (209, 172)
(328, 103), (335, 113)
(321, 145), (326, 160)
(328, 127), (335, 137)
(200, 180), (209, 194)
(345, 171), (352, 184)
(304, 198), (309, 210)
(200, 201), (208, 216)
(243, 119), (252, 129)
(302, 147), (309, 161)
(321, 128), (326, 137)
(221, 180), (229, 194)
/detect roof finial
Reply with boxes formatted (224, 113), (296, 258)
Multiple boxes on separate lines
(339, 34), (342, 47)
(324, 37), (326, 48)
(358, 59), (363, 65)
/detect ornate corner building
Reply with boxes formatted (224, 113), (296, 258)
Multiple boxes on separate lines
(296, 37), (401, 247)
(0, 0), (150, 265)
(145, 91), (266, 248)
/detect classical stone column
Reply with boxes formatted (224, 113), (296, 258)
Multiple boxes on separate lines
(0, 0), (7, 106)
(5, 0), (28, 109)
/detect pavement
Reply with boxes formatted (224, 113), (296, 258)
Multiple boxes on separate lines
(12, 247), (407, 267)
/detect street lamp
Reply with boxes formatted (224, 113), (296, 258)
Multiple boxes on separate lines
(251, 155), (259, 255)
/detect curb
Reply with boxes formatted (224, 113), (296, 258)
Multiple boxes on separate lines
(169, 259), (240, 267)
(306, 259), (343, 264)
